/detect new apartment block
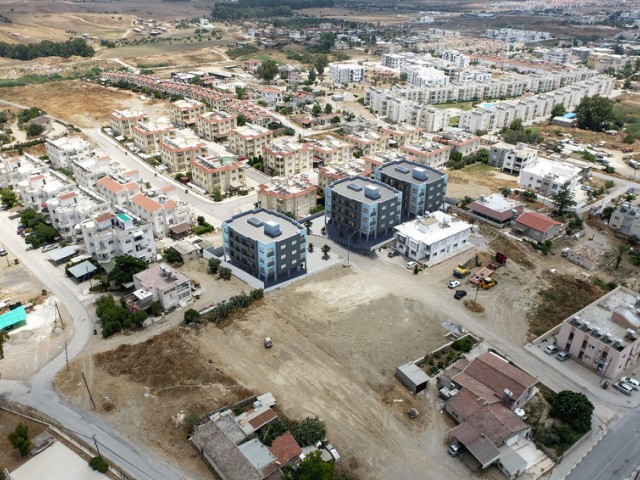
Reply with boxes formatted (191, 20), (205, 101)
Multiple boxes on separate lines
(45, 136), (92, 169)
(159, 130), (208, 172)
(329, 63), (365, 83)
(131, 118), (176, 154)
(258, 177), (317, 220)
(262, 139), (312, 177)
(110, 109), (149, 137)
(227, 123), (273, 159)
(195, 110), (237, 141)
(169, 99), (207, 127)
(190, 155), (246, 194)
(518, 157), (581, 196)
(489, 142), (538, 174)
(307, 137), (354, 166)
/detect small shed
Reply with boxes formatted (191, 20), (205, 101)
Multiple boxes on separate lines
(48, 245), (81, 265)
(173, 241), (200, 263)
(565, 243), (604, 271)
(170, 222), (193, 240)
(396, 362), (430, 394)
(67, 261), (98, 282)
(0, 306), (27, 331)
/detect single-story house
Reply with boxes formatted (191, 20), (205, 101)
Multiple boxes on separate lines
(512, 212), (562, 242)
(173, 240), (200, 263)
(467, 194), (524, 228)
(170, 222), (193, 239)
(565, 243), (605, 271)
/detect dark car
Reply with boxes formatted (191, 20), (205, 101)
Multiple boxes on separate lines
(387, 250), (400, 258)
(454, 290), (467, 300)
(602, 381), (610, 390)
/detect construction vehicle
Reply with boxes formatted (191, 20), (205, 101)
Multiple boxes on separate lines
(453, 255), (480, 278)
(469, 253), (507, 286)
(479, 277), (497, 290)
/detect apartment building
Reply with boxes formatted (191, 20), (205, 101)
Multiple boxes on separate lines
(374, 160), (447, 219)
(70, 155), (120, 190)
(0, 153), (46, 189)
(131, 118), (176, 154)
(128, 191), (192, 238)
(329, 63), (365, 83)
(227, 123), (273, 159)
(195, 110), (237, 141)
(393, 211), (471, 265)
(325, 176), (402, 242)
(345, 130), (386, 156)
(307, 137), (354, 166)
(159, 130), (208, 172)
(318, 161), (372, 189)
(435, 130), (482, 157)
(518, 157), (580, 196)
(587, 53), (632, 73)
(190, 155), (246, 194)
(17, 170), (74, 212)
(110, 109), (149, 137)
(555, 287), (640, 379)
(222, 208), (307, 284)
(81, 211), (156, 263)
(45, 136), (92, 169)
(257, 87), (284, 105)
(258, 177), (317, 219)
(262, 139), (312, 177)
(489, 142), (538, 174)
(400, 141), (452, 169)
(381, 124), (423, 148)
(133, 264), (192, 310)
(169, 99), (207, 127)
(609, 202), (640, 238)
(95, 175), (141, 207)
(48, 189), (110, 243)
(441, 50), (470, 68)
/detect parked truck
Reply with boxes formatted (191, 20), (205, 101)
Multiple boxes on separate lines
(469, 253), (507, 286)
(453, 255), (480, 278)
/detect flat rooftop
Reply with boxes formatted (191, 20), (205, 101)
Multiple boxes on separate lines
(377, 160), (445, 185)
(225, 208), (304, 244)
(472, 193), (522, 213)
(11, 441), (106, 480)
(329, 176), (399, 204)
(394, 211), (471, 245)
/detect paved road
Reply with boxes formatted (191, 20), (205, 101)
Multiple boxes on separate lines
(0, 212), (195, 480)
(566, 412), (640, 480)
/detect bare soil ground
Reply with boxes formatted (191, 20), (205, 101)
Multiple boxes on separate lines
(1, 81), (165, 128)
(447, 163), (518, 198)
(0, 410), (47, 472)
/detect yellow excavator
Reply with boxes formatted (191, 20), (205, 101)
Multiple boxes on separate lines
(453, 255), (480, 278)
(479, 277), (497, 290)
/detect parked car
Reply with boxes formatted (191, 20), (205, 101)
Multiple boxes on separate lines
(602, 381), (610, 390)
(544, 345), (559, 355)
(388, 250), (400, 258)
(555, 351), (570, 362)
(614, 381), (634, 396)
(448, 280), (460, 289)
(0, 249), (6, 257)
(41, 244), (58, 253)
(620, 377), (640, 390)
(406, 261), (417, 269)
(454, 290), (467, 300)
(448, 441), (464, 457)
(264, 337), (273, 349)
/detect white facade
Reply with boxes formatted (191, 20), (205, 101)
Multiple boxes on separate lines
(518, 157), (581, 196)
(45, 136), (92, 169)
(489, 142), (538, 174)
(0, 153), (46, 189)
(330, 63), (365, 83)
(393, 211), (471, 265)
(48, 189), (110, 243)
(133, 263), (192, 310)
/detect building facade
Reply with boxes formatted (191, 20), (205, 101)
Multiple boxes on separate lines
(262, 139), (312, 177)
(190, 156), (246, 194)
(227, 124), (273, 159)
(258, 178), (317, 220)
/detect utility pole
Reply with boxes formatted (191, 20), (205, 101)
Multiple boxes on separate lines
(54, 302), (65, 329)
(64, 341), (69, 372)
(82, 372), (97, 410)
(92, 434), (102, 458)
(473, 285), (480, 306)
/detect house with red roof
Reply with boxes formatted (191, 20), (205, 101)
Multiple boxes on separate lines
(512, 211), (562, 242)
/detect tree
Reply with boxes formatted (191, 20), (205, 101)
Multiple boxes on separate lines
(314, 54), (328, 75)
(550, 391), (594, 434)
(321, 244), (331, 258)
(509, 118), (523, 131)
(308, 68), (317, 83)
(290, 417), (327, 447)
(0, 188), (19, 208)
(318, 32), (335, 52)
(312, 103), (322, 116)
(108, 255), (147, 285)
(0, 330), (8, 359)
(89, 456), (109, 473)
(8, 423), (30, 457)
(308, 243), (314, 253)
(304, 220), (312, 234)
(218, 266), (232, 280)
(330, 116), (341, 124)
(324, 103), (332, 114)
(575, 94), (616, 132)
(197, 215), (205, 225)
(235, 86), (247, 100)
(257, 59), (279, 81)
(550, 103), (566, 120)
(184, 308), (201, 324)
(450, 151), (463, 163)
(284, 451), (334, 480)
(399, 72), (408, 82)
(26, 123), (44, 137)
(208, 257), (221, 274)
(552, 182), (577, 216)
(163, 247), (183, 265)
(212, 189), (223, 202)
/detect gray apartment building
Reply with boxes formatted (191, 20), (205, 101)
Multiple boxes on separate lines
(609, 202), (640, 238)
(222, 208), (307, 284)
(325, 176), (402, 241)
(374, 160), (447, 220)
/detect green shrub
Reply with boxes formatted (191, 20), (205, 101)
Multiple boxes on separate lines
(89, 456), (109, 473)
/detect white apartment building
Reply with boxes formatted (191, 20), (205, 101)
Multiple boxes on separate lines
(110, 109), (149, 137)
(190, 155), (246, 194)
(131, 117), (176, 154)
(330, 63), (365, 83)
(518, 157), (581, 196)
(17, 170), (74, 212)
(307, 137), (354, 166)
(195, 110), (237, 140)
(609, 202), (640, 238)
(81, 211), (156, 263)
(403, 66), (450, 88)
(345, 130), (386, 156)
(258, 177), (317, 220)
(257, 87), (284, 105)
(227, 123), (273, 159)
(381, 124), (423, 148)
(435, 129), (482, 157)
(95, 175), (141, 207)
(400, 141), (452, 169)
(133, 263), (192, 310)
(262, 139), (312, 177)
(317, 161), (372, 189)
(489, 142), (538, 174)
(441, 50), (470, 68)
(70, 155), (118, 189)
(0, 153), (46, 189)
(169, 99), (207, 127)
(48, 189), (110, 243)
(393, 211), (471, 265)
(159, 129), (208, 172)
(45, 136), (92, 169)
(128, 191), (192, 238)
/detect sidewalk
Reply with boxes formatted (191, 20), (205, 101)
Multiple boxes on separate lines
(545, 416), (607, 480)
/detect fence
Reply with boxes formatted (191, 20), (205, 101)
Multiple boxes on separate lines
(0, 399), (136, 480)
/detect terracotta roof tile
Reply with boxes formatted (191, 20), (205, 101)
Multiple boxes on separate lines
(269, 432), (301, 465)
(248, 409), (278, 430)
(130, 193), (163, 213)
(97, 176), (124, 194)
(514, 211), (561, 233)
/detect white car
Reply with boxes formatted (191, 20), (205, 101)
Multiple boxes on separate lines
(406, 261), (417, 269)
(448, 280), (460, 289)
(544, 345), (559, 355)
(620, 377), (640, 390)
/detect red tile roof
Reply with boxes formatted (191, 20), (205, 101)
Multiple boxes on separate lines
(95, 212), (115, 223)
(248, 409), (278, 430)
(130, 193), (162, 213)
(514, 211), (561, 233)
(97, 176), (124, 194)
(269, 432), (301, 465)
